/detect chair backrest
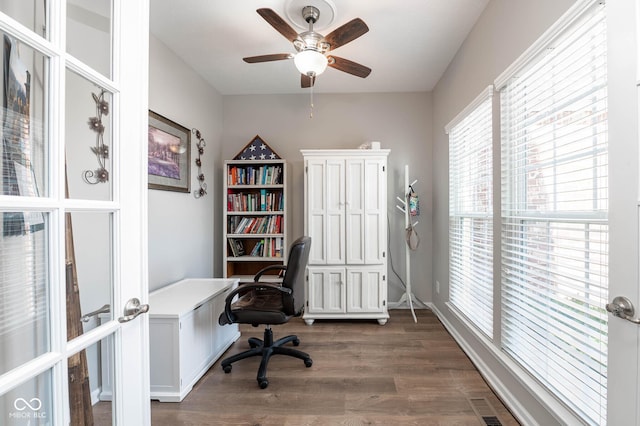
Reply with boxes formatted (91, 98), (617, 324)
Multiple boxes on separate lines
(281, 236), (311, 316)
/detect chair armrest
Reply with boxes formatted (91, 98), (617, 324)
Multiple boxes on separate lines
(220, 282), (292, 325)
(253, 265), (287, 281)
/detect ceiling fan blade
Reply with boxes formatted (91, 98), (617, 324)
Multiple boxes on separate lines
(301, 74), (315, 88)
(328, 56), (371, 78)
(257, 8), (299, 43)
(323, 18), (369, 51)
(243, 53), (294, 63)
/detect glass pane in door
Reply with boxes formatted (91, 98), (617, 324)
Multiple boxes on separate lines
(1, 35), (48, 197)
(66, 211), (113, 341)
(0, 1), (47, 38)
(65, 69), (112, 201)
(1, 368), (52, 425)
(0, 211), (49, 375)
(66, 0), (112, 78)
(68, 335), (113, 426)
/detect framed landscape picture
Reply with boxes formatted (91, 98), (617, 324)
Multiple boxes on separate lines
(148, 111), (190, 192)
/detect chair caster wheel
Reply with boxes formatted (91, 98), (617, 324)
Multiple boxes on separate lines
(304, 358), (313, 368)
(293, 338), (300, 346)
(223, 365), (232, 374)
(258, 379), (269, 389)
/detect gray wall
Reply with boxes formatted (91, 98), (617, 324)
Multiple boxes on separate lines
(147, 42), (433, 303)
(431, 0), (578, 424)
(148, 35), (224, 291)
(221, 92), (432, 304)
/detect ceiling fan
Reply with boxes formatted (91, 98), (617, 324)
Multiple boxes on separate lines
(243, 6), (371, 88)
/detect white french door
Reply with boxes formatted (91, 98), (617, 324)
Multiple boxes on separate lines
(0, 0), (150, 424)
(606, 0), (640, 424)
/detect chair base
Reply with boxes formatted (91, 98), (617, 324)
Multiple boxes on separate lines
(220, 327), (312, 389)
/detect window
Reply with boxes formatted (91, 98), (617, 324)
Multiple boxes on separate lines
(498, 3), (607, 425)
(447, 87), (494, 338)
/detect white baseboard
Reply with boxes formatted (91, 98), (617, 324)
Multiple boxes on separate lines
(91, 387), (101, 406)
(388, 303), (429, 309)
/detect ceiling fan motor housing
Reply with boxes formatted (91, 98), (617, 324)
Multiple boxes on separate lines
(294, 6), (330, 53)
(302, 6), (320, 24)
(294, 31), (329, 53)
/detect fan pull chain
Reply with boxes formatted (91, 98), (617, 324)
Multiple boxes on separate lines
(309, 76), (314, 119)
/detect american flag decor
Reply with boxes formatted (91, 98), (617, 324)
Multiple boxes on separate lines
(233, 135), (281, 161)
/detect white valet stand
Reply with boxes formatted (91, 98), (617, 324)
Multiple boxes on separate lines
(394, 164), (419, 323)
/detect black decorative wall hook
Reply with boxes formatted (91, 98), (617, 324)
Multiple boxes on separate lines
(192, 128), (207, 198)
(83, 90), (109, 184)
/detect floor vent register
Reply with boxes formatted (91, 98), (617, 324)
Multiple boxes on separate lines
(468, 397), (504, 426)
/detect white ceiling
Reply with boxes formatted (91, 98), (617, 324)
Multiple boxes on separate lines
(149, 0), (489, 95)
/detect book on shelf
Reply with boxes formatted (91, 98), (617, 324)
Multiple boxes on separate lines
(228, 238), (245, 257)
(250, 240), (263, 256)
(227, 164), (283, 186)
(260, 189), (266, 211)
(229, 215), (282, 234)
(228, 237), (283, 258)
(227, 190), (284, 212)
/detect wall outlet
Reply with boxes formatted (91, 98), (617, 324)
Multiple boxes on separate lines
(436, 280), (440, 294)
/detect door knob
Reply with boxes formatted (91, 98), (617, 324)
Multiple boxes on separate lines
(118, 298), (150, 323)
(606, 296), (640, 324)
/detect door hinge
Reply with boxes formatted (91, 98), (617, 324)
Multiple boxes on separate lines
(382, 165), (385, 172)
(305, 166), (308, 173)
(383, 300), (386, 306)
(382, 251), (386, 258)
(383, 275), (386, 281)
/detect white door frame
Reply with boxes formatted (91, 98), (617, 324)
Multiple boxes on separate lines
(0, 0), (150, 424)
(606, 0), (640, 424)
(111, 0), (150, 423)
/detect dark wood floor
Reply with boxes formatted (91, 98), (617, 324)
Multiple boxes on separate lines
(149, 309), (519, 425)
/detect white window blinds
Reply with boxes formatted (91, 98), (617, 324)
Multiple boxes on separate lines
(0, 217), (49, 374)
(498, 3), (607, 425)
(447, 87), (493, 339)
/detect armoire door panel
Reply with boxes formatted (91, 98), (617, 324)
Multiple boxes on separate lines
(307, 268), (345, 313)
(325, 270), (346, 312)
(307, 270), (326, 313)
(326, 161), (344, 210)
(309, 213), (325, 264)
(346, 269), (364, 312)
(363, 270), (384, 312)
(345, 160), (364, 210)
(346, 269), (385, 312)
(345, 159), (365, 264)
(326, 213), (345, 264)
(364, 160), (385, 264)
(307, 162), (325, 212)
(364, 161), (382, 209)
(364, 213), (382, 264)
(346, 213), (364, 264)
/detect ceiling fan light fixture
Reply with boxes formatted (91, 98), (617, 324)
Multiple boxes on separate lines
(294, 49), (328, 76)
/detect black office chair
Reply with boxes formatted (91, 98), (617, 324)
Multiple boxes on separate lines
(218, 236), (312, 389)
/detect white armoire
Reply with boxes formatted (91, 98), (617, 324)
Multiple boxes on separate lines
(301, 149), (390, 325)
